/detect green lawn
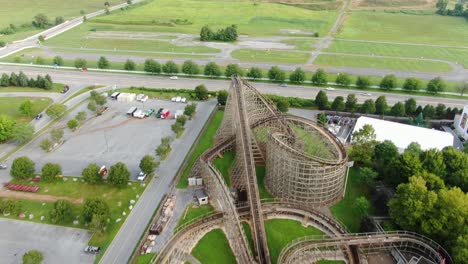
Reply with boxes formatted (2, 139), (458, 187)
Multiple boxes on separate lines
(231, 49), (310, 64)
(338, 11), (468, 45)
(92, 0), (338, 37)
(330, 168), (375, 233)
(265, 219), (324, 264)
(317, 261), (346, 264)
(51, 47), (212, 59)
(326, 40), (468, 68)
(315, 54), (453, 72)
(192, 229), (236, 264)
(242, 222), (255, 256)
(213, 151), (235, 187)
(135, 253), (155, 264)
(281, 38), (317, 51)
(177, 111), (224, 188)
(0, 83), (64, 93)
(0, 97), (52, 121)
(291, 125), (335, 159)
(256, 166), (273, 199)
(176, 204), (215, 229)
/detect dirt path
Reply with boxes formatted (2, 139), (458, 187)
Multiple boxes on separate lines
(0, 189), (83, 204)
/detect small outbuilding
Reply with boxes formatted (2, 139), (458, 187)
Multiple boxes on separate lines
(194, 189), (208, 205)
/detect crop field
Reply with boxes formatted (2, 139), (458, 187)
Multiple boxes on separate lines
(315, 54), (453, 72)
(337, 11), (468, 45)
(326, 40), (468, 67)
(231, 49), (310, 64)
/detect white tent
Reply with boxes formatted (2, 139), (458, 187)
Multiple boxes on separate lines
(117, 93), (136, 103)
(353, 116), (454, 152)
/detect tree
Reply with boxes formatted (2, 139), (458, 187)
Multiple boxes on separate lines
(442, 147), (468, 191)
(0, 73), (10, 86)
(247, 67), (262, 80)
(356, 76), (371, 89)
(354, 196), (371, 216)
(90, 91), (107, 106)
(67, 119), (79, 130)
(217, 90), (228, 105)
(391, 102), (406, 117)
(403, 77), (421, 92)
(139, 155), (158, 175)
(422, 149), (446, 178)
(40, 138), (52, 152)
(426, 77), (445, 94)
(379, 74), (397, 90)
(184, 103), (197, 119)
(311, 68), (327, 85)
(124, 59), (136, 71)
(360, 99), (376, 114)
(315, 90), (328, 110)
(387, 150), (423, 186)
(90, 213), (107, 234)
(108, 162), (130, 187)
(317, 112), (327, 126)
(19, 100), (33, 116)
(405, 98), (417, 115)
(194, 84), (209, 100)
(9, 72), (19, 86)
(50, 128), (64, 143)
(350, 124), (377, 166)
(18, 71), (29, 87)
(358, 167), (378, 187)
(200, 26), (214, 41)
(97, 56), (110, 69)
(345, 94), (357, 113)
(418, 171), (446, 191)
(435, 103), (446, 118)
(373, 140), (399, 174)
(76, 111), (87, 123)
(22, 250), (43, 264)
(156, 136), (172, 159)
(331, 96), (345, 112)
(12, 123), (34, 144)
(267, 66), (286, 82)
(436, 0), (448, 13)
(289, 68), (305, 83)
(225, 63), (244, 77)
(41, 163), (61, 182)
(82, 163), (102, 184)
(50, 200), (72, 224)
(162, 61), (178, 73)
(456, 81), (468, 96)
(144, 59), (161, 74)
(74, 58), (87, 68)
(452, 234), (468, 264)
(423, 104), (435, 119)
(10, 156), (35, 179)
(46, 103), (67, 119)
(335, 73), (351, 86)
(375, 96), (387, 115)
(276, 98), (289, 112)
(53, 56), (64, 66)
(204, 62), (222, 77)
(0, 115), (15, 142)
(33, 13), (49, 28)
(55, 16), (64, 25)
(182, 60), (200, 75)
(87, 101), (97, 112)
(82, 197), (109, 224)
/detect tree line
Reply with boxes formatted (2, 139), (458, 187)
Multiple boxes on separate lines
(0, 13), (65, 36)
(200, 24), (238, 42)
(436, 0), (468, 18)
(0, 72), (53, 89)
(350, 125), (468, 263)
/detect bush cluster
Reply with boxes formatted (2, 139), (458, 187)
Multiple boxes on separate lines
(200, 25), (238, 42)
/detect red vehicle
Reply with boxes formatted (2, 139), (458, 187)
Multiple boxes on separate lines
(160, 109), (170, 119)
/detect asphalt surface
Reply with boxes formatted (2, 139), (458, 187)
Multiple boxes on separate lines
(0, 218), (93, 264)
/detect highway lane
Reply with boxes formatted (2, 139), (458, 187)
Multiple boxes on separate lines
(1, 65), (467, 108)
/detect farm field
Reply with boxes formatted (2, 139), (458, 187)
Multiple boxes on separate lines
(315, 54), (454, 72)
(326, 40), (468, 67)
(337, 11), (468, 45)
(0, 97), (52, 121)
(231, 49), (310, 64)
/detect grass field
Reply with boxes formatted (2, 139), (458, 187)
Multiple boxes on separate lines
(51, 47), (212, 59)
(256, 166), (273, 199)
(177, 111), (224, 188)
(315, 54), (453, 72)
(135, 253), (155, 264)
(281, 38), (317, 51)
(265, 219), (324, 264)
(316, 261), (346, 264)
(0, 84), (64, 93)
(326, 40), (468, 67)
(213, 151), (235, 187)
(176, 204), (215, 229)
(338, 11), (468, 45)
(330, 168), (375, 233)
(92, 0), (338, 37)
(192, 229), (236, 264)
(292, 125), (335, 159)
(231, 49), (310, 64)
(242, 222), (255, 256)
(0, 97), (52, 121)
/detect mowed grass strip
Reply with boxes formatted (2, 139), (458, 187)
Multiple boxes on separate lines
(231, 49), (310, 64)
(338, 11), (468, 45)
(315, 54), (453, 72)
(280, 38), (317, 51)
(192, 229), (237, 264)
(213, 151), (235, 187)
(51, 47), (212, 59)
(327, 40), (468, 67)
(0, 97), (52, 121)
(0, 83), (64, 93)
(265, 219), (324, 264)
(177, 111), (224, 188)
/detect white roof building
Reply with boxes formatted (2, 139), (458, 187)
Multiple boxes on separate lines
(454, 105), (468, 141)
(353, 116), (454, 152)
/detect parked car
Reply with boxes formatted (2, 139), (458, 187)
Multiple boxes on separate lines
(35, 113), (43, 120)
(362, 93), (372, 96)
(171, 97), (176, 102)
(145, 108), (155, 117)
(157, 108), (164, 114)
(84, 246), (101, 254)
(279, 83), (288, 87)
(181, 97), (187, 103)
(325, 87), (335, 91)
(175, 96), (181, 103)
(61, 85), (70, 93)
(169, 76), (178, 80)
(137, 172), (147, 181)
(0, 164), (7, 169)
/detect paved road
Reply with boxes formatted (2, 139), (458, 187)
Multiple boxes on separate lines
(0, 218), (93, 264)
(0, 66), (466, 108)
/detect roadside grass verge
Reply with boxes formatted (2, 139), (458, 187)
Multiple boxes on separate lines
(51, 47), (212, 59)
(231, 49), (310, 64)
(213, 151), (235, 187)
(280, 38), (317, 51)
(0, 83), (64, 93)
(176, 204), (215, 229)
(192, 229), (236, 264)
(0, 97), (52, 122)
(177, 111), (224, 189)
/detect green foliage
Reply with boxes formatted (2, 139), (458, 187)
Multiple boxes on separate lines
(74, 58), (87, 68)
(360, 99), (376, 114)
(194, 84), (208, 100)
(217, 90), (228, 105)
(55, 16), (64, 25)
(289, 67), (305, 83)
(375, 96), (387, 115)
(442, 147), (468, 191)
(19, 100), (33, 116)
(90, 91), (107, 106)
(356, 76), (371, 89)
(33, 13), (50, 28)
(108, 162), (130, 187)
(358, 167), (378, 187)
(76, 111), (87, 123)
(354, 196), (371, 216)
(40, 138), (53, 152)
(22, 250), (43, 264)
(426, 77), (446, 93)
(331, 96), (345, 112)
(144, 59), (161, 74)
(311, 68), (327, 85)
(199, 24), (238, 42)
(12, 123), (35, 144)
(87, 100), (97, 112)
(314, 90), (328, 110)
(67, 119), (79, 130)
(403, 77), (421, 91)
(176, 115), (187, 126)
(267, 66), (286, 82)
(0, 73), (10, 86)
(335, 73), (351, 86)
(391, 102), (406, 117)
(379, 74), (397, 90)
(124, 59), (136, 71)
(184, 103), (197, 119)
(162, 60), (179, 73)
(350, 124), (377, 167)
(10, 156), (35, 179)
(45, 103), (67, 119)
(181, 60), (200, 75)
(171, 122), (184, 136)
(97, 56), (110, 69)
(275, 98), (289, 112)
(225, 63), (244, 77)
(50, 199), (72, 224)
(82, 197), (110, 224)
(156, 136), (172, 160)
(50, 128), (64, 143)
(405, 98), (417, 115)
(204, 62), (222, 77)
(345, 94), (357, 113)
(82, 163), (103, 184)
(246, 67), (262, 79)
(317, 112), (327, 126)
(422, 149), (446, 178)
(139, 155), (158, 175)
(41, 163), (62, 182)
(373, 140), (399, 175)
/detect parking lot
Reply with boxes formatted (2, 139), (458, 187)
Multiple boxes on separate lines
(0, 98), (216, 180)
(0, 218), (93, 264)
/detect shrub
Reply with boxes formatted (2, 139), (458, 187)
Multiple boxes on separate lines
(22, 250), (43, 264)
(10, 156), (35, 179)
(67, 119), (79, 130)
(156, 137), (172, 160)
(184, 103), (197, 119)
(50, 200), (72, 224)
(97, 56), (110, 69)
(194, 85), (208, 100)
(200, 24), (237, 42)
(176, 115), (187, 126)
(171, 122), (184, 136)
(50, 128), (64, 143)
(40, 138), (53, 152)
(124, 59), (136, 71)
(41, 163), (61, 182)
(82, 163), (102, 184)
(139, 155), (158, 175)
(217, 90), (228, 105)
(356, 76), (371, 89)
(107, 162), (130, 187)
